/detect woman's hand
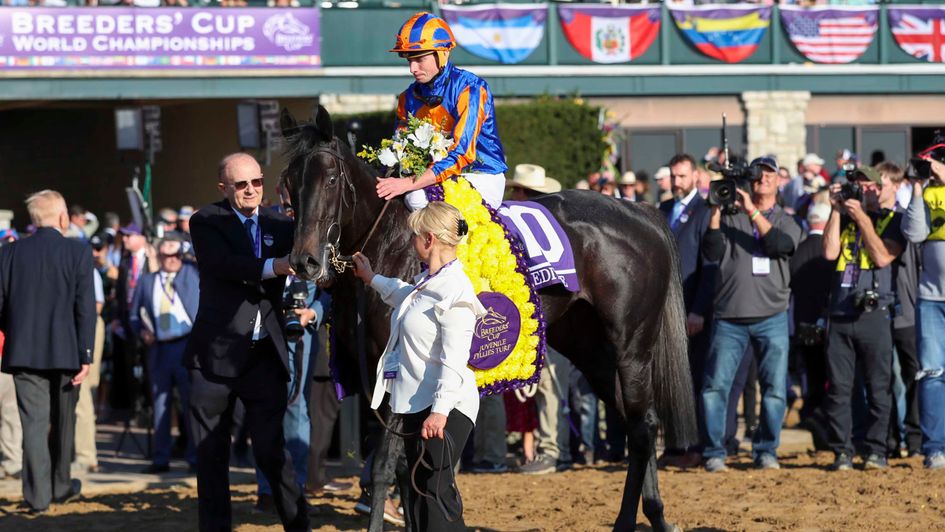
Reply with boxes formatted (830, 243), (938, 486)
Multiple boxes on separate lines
(421, 412), (448, 440)
(352, 252), (375, 284)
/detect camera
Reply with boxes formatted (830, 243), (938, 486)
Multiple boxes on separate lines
(795, 322), (826, 347)
(838, 181), (862, 202)
(854, 289), (880, 313)
(283, 278), (309, 343)
(707, 159), (760, 215)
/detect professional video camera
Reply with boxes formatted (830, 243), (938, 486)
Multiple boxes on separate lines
(283, 278), (310, 343)
(907, 158), (933, 181)
(706, 114), (761, 214)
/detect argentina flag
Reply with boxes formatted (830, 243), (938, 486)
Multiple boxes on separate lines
(440, 4), (547, 64)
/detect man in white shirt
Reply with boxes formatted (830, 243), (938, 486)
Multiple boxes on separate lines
(130, 237), (200, 474)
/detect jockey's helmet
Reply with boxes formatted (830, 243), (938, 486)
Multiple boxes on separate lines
(390, 12), (455, 67)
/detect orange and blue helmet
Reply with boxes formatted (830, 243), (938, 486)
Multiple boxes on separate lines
(390, 12), (455, 65)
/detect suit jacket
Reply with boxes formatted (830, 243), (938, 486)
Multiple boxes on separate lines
(0, 227), (96, 372)
(116, 249), (153, 331)
(660, 193), (715, 318)
(184, 200), (294, 378)
(129, 263), (200, 338)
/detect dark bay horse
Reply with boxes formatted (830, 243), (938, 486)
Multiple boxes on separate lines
(279, 105), (697, 532)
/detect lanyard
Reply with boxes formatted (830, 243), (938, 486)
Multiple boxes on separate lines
(411, 259), (457, 295)
(846, 210), (895, 270)
(751, 207), (776, 241)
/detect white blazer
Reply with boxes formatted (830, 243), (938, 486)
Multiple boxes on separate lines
(368, 260), (487, 423)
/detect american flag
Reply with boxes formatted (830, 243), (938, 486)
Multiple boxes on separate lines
(891, 12), (945, 63)
(784, 8), (877, 64)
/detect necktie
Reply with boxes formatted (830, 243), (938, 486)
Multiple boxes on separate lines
(671, 201), (686, 230)
(159, 273), (175, 331)
(127, 255), (139, 304)
(244, 219), (258, 258)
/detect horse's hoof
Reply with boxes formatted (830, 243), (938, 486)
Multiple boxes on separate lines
(669, 523), (684, 532)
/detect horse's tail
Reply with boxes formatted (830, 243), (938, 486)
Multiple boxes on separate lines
(652, 239), (698, 450)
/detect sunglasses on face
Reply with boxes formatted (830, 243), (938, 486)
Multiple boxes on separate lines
(227, 177), (264, 191)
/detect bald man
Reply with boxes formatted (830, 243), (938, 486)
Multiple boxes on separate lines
(184, 153), (309, 531)
(0, 190), (94, 513)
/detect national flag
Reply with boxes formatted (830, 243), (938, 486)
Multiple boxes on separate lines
(557, 5), (660, 64)
(781, 6), (877, 64)
(889, 6), (945, 63)
(440, 4), (546, 65)
(670, 5), (771, 64)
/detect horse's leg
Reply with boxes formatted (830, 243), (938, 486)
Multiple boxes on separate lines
(369, 419), (402, 532)
(395, 438), (413, 531)
(640, 409), (678, 532)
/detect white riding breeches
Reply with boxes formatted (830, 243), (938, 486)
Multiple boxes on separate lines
(405, 173), (506, 212)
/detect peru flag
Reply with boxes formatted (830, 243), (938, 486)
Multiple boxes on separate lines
(558, 5), (661, 64)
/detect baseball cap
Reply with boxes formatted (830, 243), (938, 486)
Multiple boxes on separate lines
(851, 166), (882, 184)
(654, 167), (671, 180)
(178, 205), (195, 220)
(119, 223), (143, 236)
(802, 153), (826, 167)
(750, 156), (779, 172)
(89, 232), (106, 251)
(836, 149), (857, 163)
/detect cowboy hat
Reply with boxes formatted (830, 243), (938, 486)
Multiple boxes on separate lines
(508, 164), (562, 194)
(618, 171), (636, 186)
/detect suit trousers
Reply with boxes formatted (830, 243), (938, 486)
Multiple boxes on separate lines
(0, 372), (22, 476)
(14, 370), (78, 510)
(188, 338), (309, 532)
(75, 316), (105, 467)
(307, 377), (341, 488)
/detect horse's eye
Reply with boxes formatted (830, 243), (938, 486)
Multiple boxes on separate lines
(327, 175), (338, 186)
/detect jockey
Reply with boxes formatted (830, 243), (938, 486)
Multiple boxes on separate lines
(375, 12), (508, 211)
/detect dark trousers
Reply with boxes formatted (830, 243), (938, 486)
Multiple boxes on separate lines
(797, 342), (828, 419)
(13, 370), (78, 510)
(824, 311), (894, 457)
(402, 408), (473, 532)
(891, 326), (922, 453)
(306, 377), (341, 488)
(188, 339), (309, 532)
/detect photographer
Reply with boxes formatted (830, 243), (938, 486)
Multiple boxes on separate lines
(701, 156), (802, 472)
(822, 166), (905, 471)
(902, 141), (945, 470)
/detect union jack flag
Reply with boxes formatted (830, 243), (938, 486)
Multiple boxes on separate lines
(890, 7), (945, 63)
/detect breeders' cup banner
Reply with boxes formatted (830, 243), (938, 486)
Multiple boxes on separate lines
(0, 8), (320, 70)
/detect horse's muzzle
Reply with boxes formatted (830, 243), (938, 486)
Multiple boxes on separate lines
(290, 250), (328, 284)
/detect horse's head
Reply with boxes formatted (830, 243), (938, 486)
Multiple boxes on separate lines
(280, 105), (363, 286)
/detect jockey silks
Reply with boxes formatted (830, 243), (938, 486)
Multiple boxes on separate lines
(396, 61), (507, 184)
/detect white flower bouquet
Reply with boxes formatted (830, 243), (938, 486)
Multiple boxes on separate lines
(358, 114), (452, 178)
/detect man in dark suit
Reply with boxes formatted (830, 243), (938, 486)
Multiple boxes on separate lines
(186, 152), (309, 531)
(658, 153), (715, 468)
(130, 236), (200, 473)
(0, 190), (94, 513)
(112, 223), (152, 413)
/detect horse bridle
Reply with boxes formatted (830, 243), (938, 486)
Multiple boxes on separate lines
(286, 142), (393, 275)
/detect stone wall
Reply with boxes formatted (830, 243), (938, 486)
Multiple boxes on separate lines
(741, 91), (811, 169)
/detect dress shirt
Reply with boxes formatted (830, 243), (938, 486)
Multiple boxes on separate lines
(671, 188), (699, 228)
(368, 260), (487, 422)
(231, 207), (275, 341)
(151, 271), (193, 341)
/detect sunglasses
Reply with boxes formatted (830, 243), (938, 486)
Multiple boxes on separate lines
(227, 177), (264, 191)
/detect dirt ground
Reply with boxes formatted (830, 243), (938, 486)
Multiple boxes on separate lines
(2, 450), (945, 531)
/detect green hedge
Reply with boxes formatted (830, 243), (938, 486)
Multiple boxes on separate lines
(338, 98), (606, 190)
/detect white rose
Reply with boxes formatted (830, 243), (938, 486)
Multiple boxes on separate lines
(408, 122), (436, 149)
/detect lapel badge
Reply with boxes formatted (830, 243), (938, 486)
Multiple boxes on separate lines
(679, 213), (689, 225)
(263, 233), (275, 247)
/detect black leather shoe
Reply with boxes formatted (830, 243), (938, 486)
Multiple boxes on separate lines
(253, 493), (275, 515)
(53, 479), (82, 504)
(142, 464), (171, 474)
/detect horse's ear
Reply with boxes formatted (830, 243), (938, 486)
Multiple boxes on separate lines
(312, 104), (333, 143)
(280, 107), (298, 137)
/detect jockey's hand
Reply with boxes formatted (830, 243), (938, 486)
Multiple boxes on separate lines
(376, 177), (416, 200)
(422, 412), (448, 440)
(352, 252), (375, 284)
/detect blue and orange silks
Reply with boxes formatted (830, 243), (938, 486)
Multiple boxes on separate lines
(396, 61), (508, 184)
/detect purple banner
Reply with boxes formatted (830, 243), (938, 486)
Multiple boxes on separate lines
(0, 7), (320, 70)
(469, 292), (521, 370)
(498, 201), (580, 293)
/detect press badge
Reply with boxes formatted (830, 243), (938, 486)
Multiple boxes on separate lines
(383, 347), (400, 380)
(840, 264), (859, 288)
(752, 256), (771, 276)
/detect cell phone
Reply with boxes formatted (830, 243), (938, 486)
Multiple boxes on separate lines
(909, 158), (932, 180)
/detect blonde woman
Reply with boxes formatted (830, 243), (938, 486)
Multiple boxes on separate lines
(352, 201), (486, 531)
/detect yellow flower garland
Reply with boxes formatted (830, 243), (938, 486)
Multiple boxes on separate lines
(441, 178), (540, 391)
